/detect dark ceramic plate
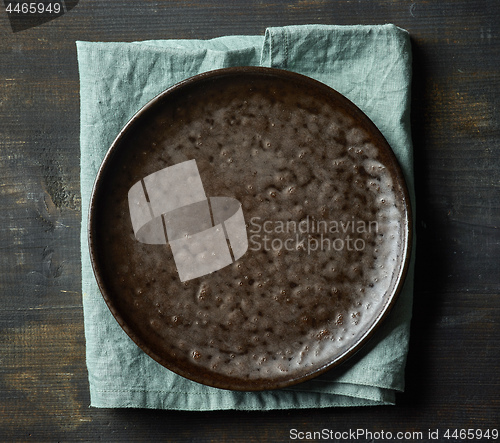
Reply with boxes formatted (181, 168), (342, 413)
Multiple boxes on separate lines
(89, 67), (412, 391)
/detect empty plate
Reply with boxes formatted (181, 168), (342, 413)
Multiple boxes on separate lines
(88, 67), (412, 391)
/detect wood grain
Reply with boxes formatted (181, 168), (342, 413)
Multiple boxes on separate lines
(0, 0), (499, 440)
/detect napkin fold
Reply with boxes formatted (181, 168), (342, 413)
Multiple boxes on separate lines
(77, 24), (415, 410)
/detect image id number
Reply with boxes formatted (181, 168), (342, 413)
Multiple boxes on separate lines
(5, 2), (62, 14)
(443, 429), (498, 440)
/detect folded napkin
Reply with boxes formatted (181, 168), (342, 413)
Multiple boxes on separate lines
(77, 24), (415, 409)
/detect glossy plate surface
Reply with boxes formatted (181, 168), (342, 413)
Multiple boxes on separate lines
(89, 67), (412, 391)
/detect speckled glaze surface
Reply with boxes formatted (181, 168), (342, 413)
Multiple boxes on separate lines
(89, 67), (412, 391)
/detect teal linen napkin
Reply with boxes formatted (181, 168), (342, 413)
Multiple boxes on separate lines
(77, 24), (415, 409)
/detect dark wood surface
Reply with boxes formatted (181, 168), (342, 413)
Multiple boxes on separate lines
(1, 1), (498, 441)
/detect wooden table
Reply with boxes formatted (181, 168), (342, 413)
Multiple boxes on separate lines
(1, 1), (498, 441)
